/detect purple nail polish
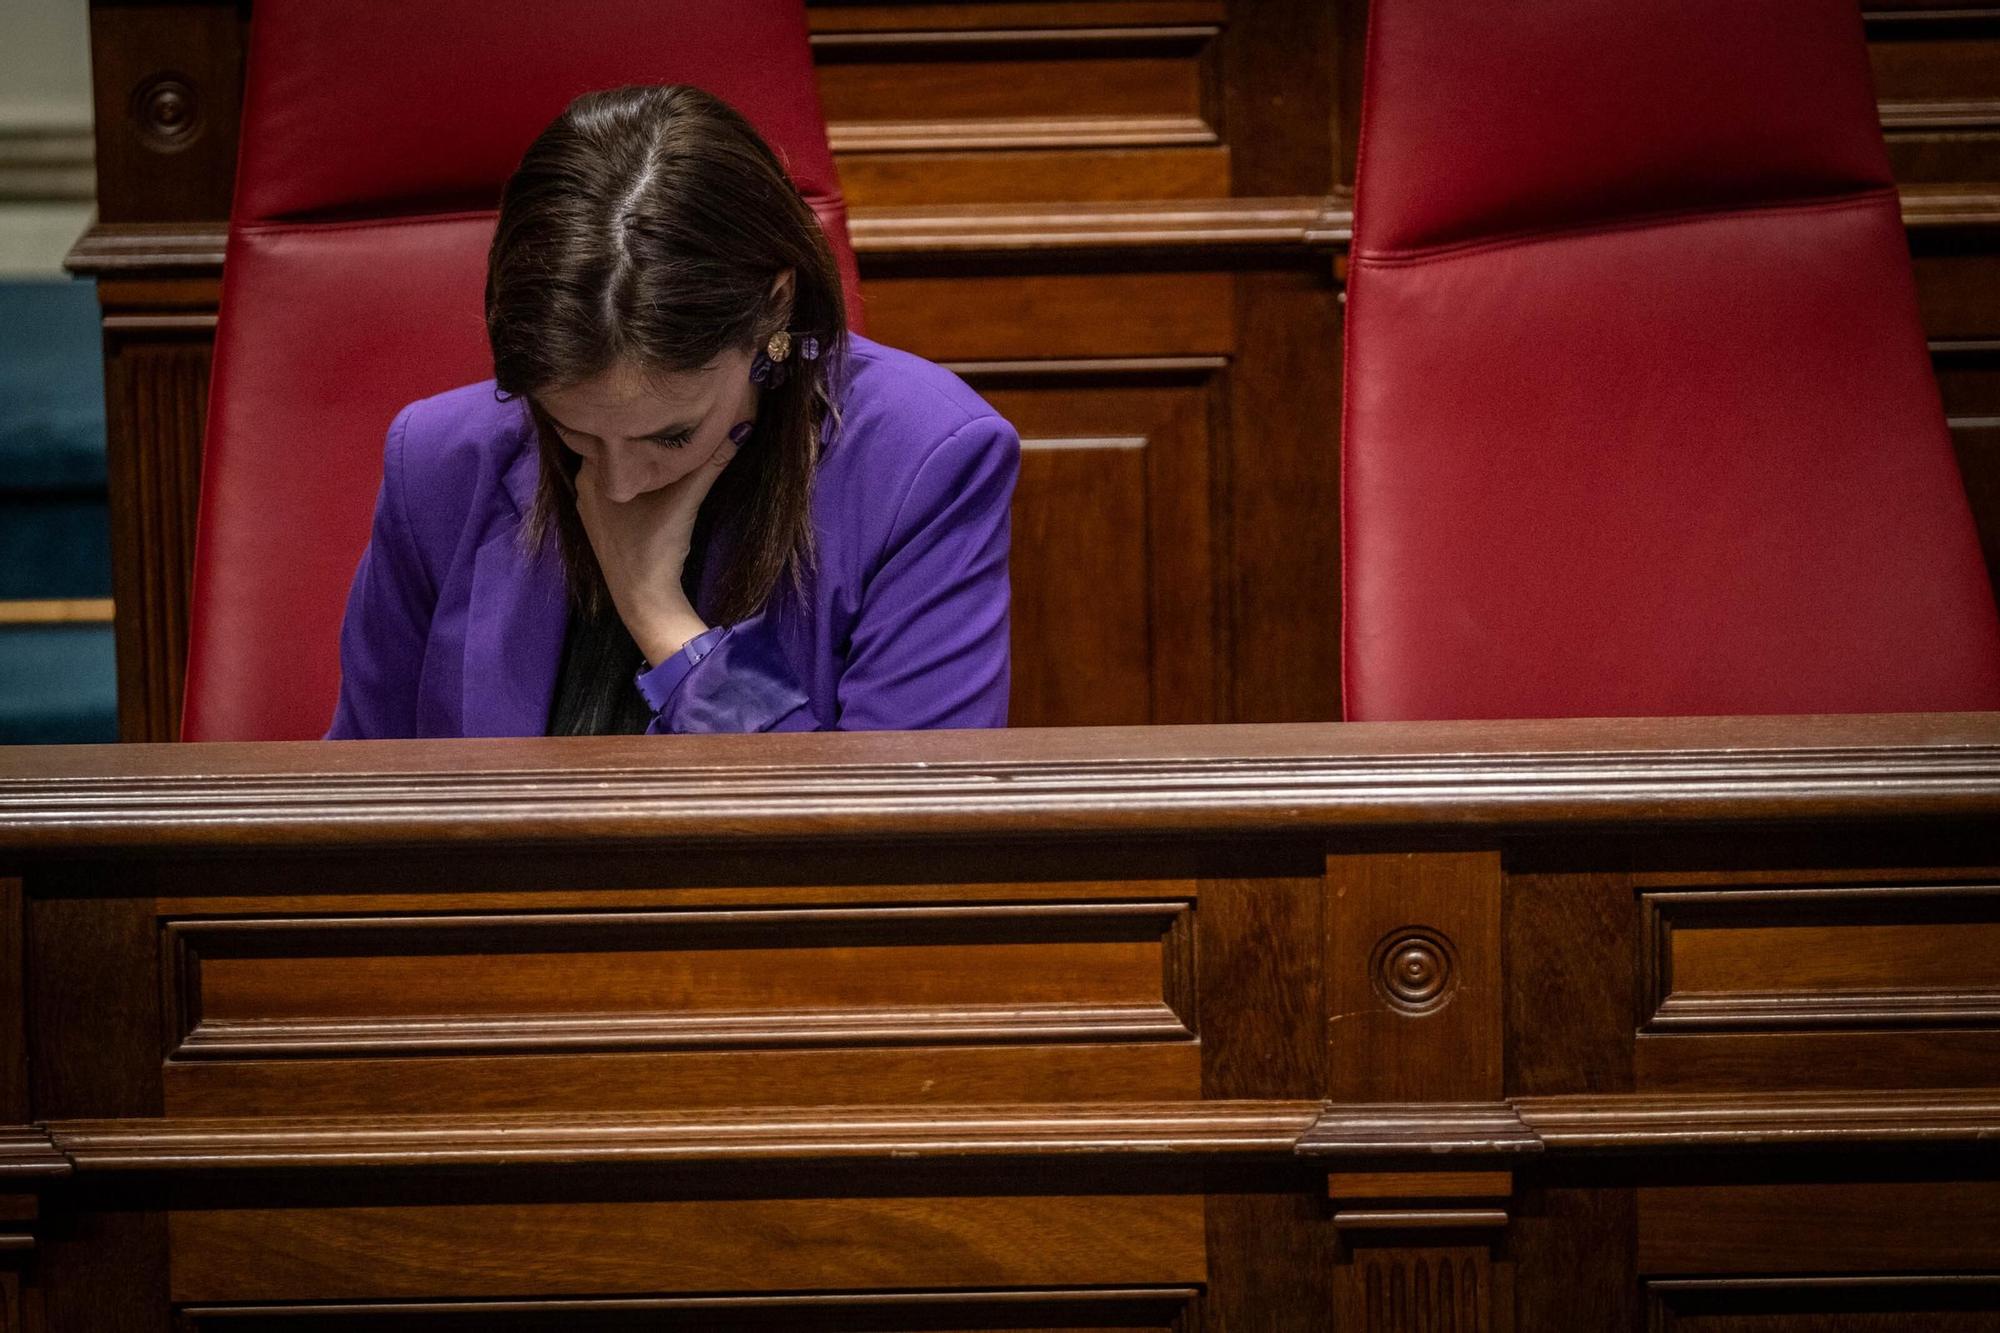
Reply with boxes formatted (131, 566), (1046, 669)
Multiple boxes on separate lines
(799, 335), (821, 361)
(728, 420), (754, 444)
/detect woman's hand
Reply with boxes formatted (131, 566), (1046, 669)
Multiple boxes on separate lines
(574, 438), (737, 666)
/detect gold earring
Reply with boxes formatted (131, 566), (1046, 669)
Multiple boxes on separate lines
(765, 331), (792, 364)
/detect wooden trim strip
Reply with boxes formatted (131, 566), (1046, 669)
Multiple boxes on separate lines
(0, 1127), (70, 1178)
(830, 115), (1219, 153)
(810, 25), (1221, 51)
(64, 221), (227, 276)
(0, 599), (113, 627)
(849, 196), (1351, 253)
(1330, 1208), (1510, 1229)
(1297, 1103), (1544, 1157)
(1902, 184), (2000, 229)
(5, 715), (1999, 850)
(181, 1288), (1207, 1318)
(48, 1102), (1325, 1170)
(176, 1002), (1195, 1060)
(59, 187), (1991, 280)
(1881, 98), (2000, 131)
(39, 1087), (2000, 1171)
(1516, 1088), (2000, 1150)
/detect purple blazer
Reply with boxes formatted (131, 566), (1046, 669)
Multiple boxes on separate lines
(328, 335), (1019, 737)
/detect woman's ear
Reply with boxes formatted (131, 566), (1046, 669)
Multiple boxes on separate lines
(768, 268), (796, 325)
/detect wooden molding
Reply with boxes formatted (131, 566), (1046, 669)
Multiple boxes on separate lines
(851, 195), (1350, 253)
(64, 221), (226, 276)
(177, 1288), (1205, 1322)
(831, 114), (1219, 152)
(3, 713), (1998, 852)
(1307, 1088), (2000, 1157)
(164, 901), (1198, 1059)
(1639, 882), (2000, 1034)
(1298, 1103), (1544, 1157)
(47, 1102), (1322, 1170)
(1517, 1087), (2000, 1150)
(0, 1128), (69, 1179)
(57, 189), (1994, 280)
(1902, 184), (2000, 229)
(34, 1087), (2000, 1172)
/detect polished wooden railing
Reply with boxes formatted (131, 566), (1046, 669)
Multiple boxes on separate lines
(2, 712), (1999, 1328)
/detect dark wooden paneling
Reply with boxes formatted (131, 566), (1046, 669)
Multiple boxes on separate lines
(979, 372), (1222, 726)
(177, 1288), (1201, 1331)
(86, 3), (243, 223)
(1870, 10), (2000, 184)
(1504, 870), (1638, 1097)
(1325, 852), (1504, 1103)
(1223, 265), (1342, 723)
(27, 893), (162, 1121)
(168, 1189), (1208, 1301)
(1642, 882), (2000, 1032)
(97, 306), (212, 743)
(1648, 1275), (2000, 1331)
(166, 901), (1195, 1058)
(1638, 1178), (2000, 1275)
(165, 1041), (1202, 1118)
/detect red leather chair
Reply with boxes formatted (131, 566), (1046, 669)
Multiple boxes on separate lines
(1341, 0), (2000, 720)
(183, 1), (859, 740)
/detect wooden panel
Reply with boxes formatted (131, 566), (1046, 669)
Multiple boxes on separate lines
(815, 23), (1223, 208)
(179, 1287), (1200, 1331)
(1870, 14), (2000, 184)
(979, 371), (1220, 726)
(1642, 883), (2000, 1032)
(862, 270), (1235, 361)
(815, 29), (1216, 128)
(1223, 266), (1343, 723)
(1505, 870), (1638, 1097)
(838, 147), (1230, 207)
(164, 1040), (1202, 1117)
(1010, 440), (1153, 726)
(0, 884), (21, 1125)
(1336, 1246), (1511, 1333)
(164, 901), (1196, 1058)
(99, 323), (211, 743)
(86, 2), (244, 222)
(168, 1191), (1207, 1300)
(1325, 852), (1504, 1102)
(1648, 1276), (2000, 1331)
(1638, 1179), (2000, 1275)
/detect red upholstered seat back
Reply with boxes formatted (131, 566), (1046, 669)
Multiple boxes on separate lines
(184, 1), (858, 740)
(1341, 0), (2000, 720)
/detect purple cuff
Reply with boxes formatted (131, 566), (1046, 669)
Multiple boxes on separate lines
(636, 616), (814, 734)
(633, 626), (727, 715)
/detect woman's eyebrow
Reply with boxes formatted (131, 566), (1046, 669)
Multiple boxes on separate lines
(543, 412), (698, 439)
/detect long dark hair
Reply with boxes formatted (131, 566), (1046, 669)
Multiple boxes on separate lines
(487, 84), (846, 626)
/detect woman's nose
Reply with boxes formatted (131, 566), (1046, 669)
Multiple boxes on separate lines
(598, 448), (648, 503)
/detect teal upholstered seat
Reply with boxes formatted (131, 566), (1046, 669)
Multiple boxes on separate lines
(0, 279), (116, 743)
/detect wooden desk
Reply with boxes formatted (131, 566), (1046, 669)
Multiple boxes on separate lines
(2, 713), (1998, 1329)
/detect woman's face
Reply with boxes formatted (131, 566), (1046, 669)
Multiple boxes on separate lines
(536, 350), (758, 502)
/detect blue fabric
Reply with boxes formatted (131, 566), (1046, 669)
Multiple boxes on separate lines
(0, 497), (111, 599)
(0, 280), (107, 490)
(0, 625), (117, 745)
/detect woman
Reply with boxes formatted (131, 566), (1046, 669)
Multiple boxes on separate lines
(328, 85), (1019, 737)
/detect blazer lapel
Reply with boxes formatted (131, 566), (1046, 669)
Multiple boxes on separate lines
(459, 443), (567, 737)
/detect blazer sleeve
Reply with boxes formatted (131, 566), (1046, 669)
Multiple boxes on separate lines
(636, 413), (1019, 733)
(326, 405), (436, 739)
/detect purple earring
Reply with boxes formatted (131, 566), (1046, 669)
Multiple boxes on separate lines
(749, 331), (821, 388)
(750, 330), (791, 388)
